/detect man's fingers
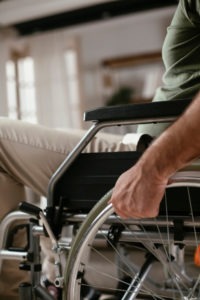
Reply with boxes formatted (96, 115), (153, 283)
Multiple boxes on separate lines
(109, 199), (131, 219)
(110, 200), (144, 219)
(113, 208), (130, 219)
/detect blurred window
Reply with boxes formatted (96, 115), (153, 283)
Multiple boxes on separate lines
(64, 48), (81, 127)
(6, 56), (37, 123)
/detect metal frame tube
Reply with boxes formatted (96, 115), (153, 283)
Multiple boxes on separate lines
(0, 211), (30, 271)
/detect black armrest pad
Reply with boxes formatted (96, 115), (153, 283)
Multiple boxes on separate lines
(84, 99), (192, 122)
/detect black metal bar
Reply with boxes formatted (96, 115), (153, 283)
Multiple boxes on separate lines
(14, 0), (177, 35)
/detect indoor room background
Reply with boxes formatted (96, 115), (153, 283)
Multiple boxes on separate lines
(0, 1), (176, 133)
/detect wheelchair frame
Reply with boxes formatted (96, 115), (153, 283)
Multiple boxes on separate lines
(1, 98), (200, 300)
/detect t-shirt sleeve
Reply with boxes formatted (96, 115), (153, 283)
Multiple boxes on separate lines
(137, 0), (200, 136)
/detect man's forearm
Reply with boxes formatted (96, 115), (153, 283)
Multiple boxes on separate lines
(141, 92), (200, 181)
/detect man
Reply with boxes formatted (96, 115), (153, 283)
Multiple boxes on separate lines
(111, 93), (200, 218)
(111, 0), (200, 217)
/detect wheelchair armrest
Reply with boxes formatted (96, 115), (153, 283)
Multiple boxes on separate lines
(84, 99), (192, 122)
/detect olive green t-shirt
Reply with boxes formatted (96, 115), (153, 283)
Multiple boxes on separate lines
(138, 0), (200, 136)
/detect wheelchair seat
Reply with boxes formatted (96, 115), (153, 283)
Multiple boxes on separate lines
(52, 151), (141, 213)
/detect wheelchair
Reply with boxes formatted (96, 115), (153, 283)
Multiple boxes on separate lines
(1, 98), (200, 300)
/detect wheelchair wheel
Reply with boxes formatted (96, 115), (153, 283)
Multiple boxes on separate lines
(64, 175), (200, 300)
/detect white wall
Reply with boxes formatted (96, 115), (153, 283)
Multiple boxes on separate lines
(79, 6), (175, 110)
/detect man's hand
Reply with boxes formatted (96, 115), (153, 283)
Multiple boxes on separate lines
(110, 160), (168, 219)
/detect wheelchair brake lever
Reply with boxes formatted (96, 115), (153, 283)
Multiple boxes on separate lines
(19, 202), (57, 247)
(39, 211), (64, 288)
(39, 211), (57, 247)
(19, 202), (64, 287)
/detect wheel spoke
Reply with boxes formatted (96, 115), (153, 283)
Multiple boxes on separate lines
(64, 181), (200, 300)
